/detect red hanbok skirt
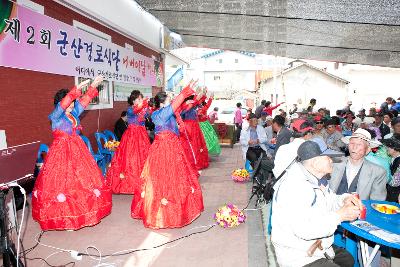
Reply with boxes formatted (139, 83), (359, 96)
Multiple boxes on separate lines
(182, 120), (209, 170)
(32, 130), (112, 231)
(106, 125), (150, 194)
(179, 128), (198, 172)
(131, 131), (204, 229)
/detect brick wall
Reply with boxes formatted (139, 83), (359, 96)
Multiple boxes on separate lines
(0, 0), (163, 148)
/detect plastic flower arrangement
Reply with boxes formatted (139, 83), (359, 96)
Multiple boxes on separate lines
(214, 204), (246, 228)
(231, 168), (250, 183)
(104, 140), (120, 151)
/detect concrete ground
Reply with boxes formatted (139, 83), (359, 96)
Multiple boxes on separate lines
(16, 145), (269, 267)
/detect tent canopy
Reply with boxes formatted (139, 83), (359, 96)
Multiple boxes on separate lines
(137, 0), (400, 67)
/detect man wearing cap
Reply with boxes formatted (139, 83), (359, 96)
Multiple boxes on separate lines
(372, 112), (391, 140)
(313, 116), (326, 139)
(240, 113), (269, 168)
(341, 112), (357, 137)
(329, 129), (387, 201)
(273, 119), (314, 178)
(271, 141), (361, 267)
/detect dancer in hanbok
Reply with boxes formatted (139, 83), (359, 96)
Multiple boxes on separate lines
(32, 76), (112, 230)
(131, 83), (204, 229)
(198, 92), (221, 156)
(106, 90), (151, 194)
(180, 89), (209, 170)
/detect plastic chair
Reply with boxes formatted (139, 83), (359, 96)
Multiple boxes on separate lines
(37, 144), (48, 162)
(104, 130), (117, 141)
(334, 231), (346, 249)
(34, 144), (49, 178)
(94, 132), (114, 164)
(245, 159), (254, 174)
(80, 135), (106, 176)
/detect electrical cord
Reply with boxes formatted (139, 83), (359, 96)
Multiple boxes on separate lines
(42, 251), (67, 267)
(22, 231), (45, 255)
(7, 183), (27, 267)
(22, 224), (216, 264)
(24, 257), (75, 267)
(78, 224), (216, 258)
(19, 232), (75, 267)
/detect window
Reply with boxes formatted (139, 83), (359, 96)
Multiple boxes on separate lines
(75, 77), (112, 108)
(73, 21), (113, 109)
(235, 59), (239, 63)
(214, 76), (221, 81)
(218, 59), (223, 64)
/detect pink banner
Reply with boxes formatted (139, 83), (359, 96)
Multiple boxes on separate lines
(0, 2), (157, 86)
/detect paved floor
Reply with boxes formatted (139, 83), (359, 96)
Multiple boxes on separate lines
(17, 145), (268, 267)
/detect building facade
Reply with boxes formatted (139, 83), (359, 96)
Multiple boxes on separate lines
(0, 0), (167, 148)
(260, 61), (350, 114)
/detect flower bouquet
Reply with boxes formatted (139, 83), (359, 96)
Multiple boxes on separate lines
(214, 204), (246, 228)
(104, 140), (120, 151)
(231, 168), (250, 183)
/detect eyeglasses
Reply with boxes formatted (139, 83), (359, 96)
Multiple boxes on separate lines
(315, 121), (323, 124)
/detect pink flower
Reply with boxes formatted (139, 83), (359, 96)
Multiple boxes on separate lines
(161, 198), (168, 205)
(57, 193), (66, 202)
(93, 189), (101, 197)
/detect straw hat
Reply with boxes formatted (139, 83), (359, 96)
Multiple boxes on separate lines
(341, 128), (382, 148)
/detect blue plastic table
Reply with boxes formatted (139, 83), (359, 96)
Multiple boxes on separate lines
(341, 200), (400, 266)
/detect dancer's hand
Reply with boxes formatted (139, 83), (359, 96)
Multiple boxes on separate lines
(196, 90), (205, 101)
(91, 75), (104, 88)
(77, 79), (91, 90)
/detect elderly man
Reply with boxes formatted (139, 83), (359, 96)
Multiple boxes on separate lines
(329, 128), (387, 200)
(259, 115), (292, 176)
(240, 113), (268, 167)
(273, 119), (314, 178)
(324, 119), (346, 152)
(272, 141), (361, 267)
